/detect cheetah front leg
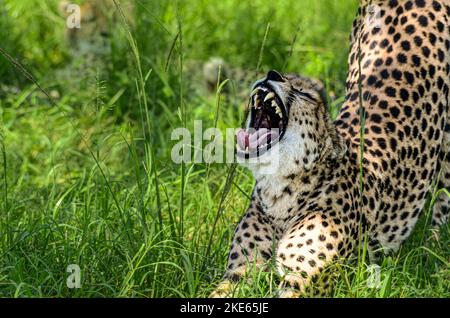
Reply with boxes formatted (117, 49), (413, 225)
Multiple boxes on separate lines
(210, 205), (280, 297)
(276, 213), (352, 297)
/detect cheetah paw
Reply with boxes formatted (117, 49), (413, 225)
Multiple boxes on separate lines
(278, 288), (302, 298)
(209, 280), (234, 298)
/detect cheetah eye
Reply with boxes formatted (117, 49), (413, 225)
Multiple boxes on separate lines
(291, 88), (317, 104)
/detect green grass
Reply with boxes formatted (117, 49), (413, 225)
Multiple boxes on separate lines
(0, 0), (449, 298)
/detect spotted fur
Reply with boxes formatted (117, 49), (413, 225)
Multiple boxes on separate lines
(214, 0), (450, 297)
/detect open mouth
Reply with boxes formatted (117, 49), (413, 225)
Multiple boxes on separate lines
(236, 85), (288, 158)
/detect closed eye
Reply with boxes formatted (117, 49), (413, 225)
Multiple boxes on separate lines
(291, 88), (317, 103)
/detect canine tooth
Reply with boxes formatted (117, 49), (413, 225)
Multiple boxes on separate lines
(251, 88), (260, 96)
(264, 92), (275, 102)
(276, 106), (283, 117)
(252, 95), (260, 107)
(255, 96), (262, 108)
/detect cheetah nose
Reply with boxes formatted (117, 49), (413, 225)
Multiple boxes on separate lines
(266, 70), (284, 82)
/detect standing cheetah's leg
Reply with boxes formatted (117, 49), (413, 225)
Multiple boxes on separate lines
(211, 206), (280, 297)
(433, 124), (450, 228)
(276, 213), (352, 297)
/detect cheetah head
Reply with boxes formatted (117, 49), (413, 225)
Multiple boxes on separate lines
(236, 70), (346, 176)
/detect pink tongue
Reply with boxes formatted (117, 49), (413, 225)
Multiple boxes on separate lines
(236, 128), (279, 151)
(237, 129), (249, 150)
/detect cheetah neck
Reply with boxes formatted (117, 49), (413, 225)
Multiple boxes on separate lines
(246, 118), (347, 224)
(253, 151), (340, 225)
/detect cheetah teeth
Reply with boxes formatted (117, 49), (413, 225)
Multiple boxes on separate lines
(276, 107), (283, 117)
(253, 95), (262, 108)
(251, 87), (265, 97)
(251, 88), (260, 97)
(272, 100), (283, 117)
(264, 92), (275, 102)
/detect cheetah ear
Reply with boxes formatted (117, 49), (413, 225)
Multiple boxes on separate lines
(328, 122), (347, 162)
(309, 78), (330, 111)
(311, 79), (346, 159)
(297, 76), (331, 112)
(332, 131), (347, 160)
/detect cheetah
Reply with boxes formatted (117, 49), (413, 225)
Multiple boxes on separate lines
(58, 0), (134, 62)
(213, 0), (450, 297)
(57, 0), (134, 92)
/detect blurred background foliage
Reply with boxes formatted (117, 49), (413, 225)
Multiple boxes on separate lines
(0, 0), (356, 103)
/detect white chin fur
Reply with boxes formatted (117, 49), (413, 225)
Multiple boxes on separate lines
(238, 141), (281, 177)
(238, 125), (316, 179)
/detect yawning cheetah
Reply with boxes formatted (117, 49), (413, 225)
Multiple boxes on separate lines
(213, 0), (450, 297)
